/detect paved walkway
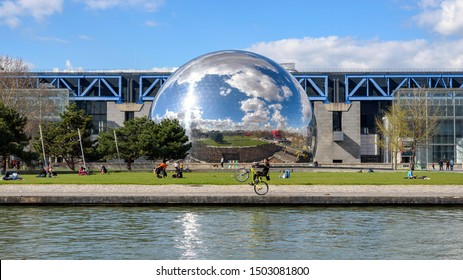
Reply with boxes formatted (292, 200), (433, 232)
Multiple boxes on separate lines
(1, 184), (463, 205)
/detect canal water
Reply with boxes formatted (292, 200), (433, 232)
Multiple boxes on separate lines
(1, 206), (462, 260)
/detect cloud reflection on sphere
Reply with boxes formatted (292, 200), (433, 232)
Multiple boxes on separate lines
(150, 50), (316, 163)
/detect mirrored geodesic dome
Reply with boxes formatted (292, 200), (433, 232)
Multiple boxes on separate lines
(150, 50), (317, 163)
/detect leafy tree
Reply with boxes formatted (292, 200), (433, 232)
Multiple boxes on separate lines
(97, 117), (156, 170)
(37, 103), (93, 171)
(209, 130), (224, 143)
(97, 117), (191, 170)
(149, 118), (192, 161)
(0, 101), (37, 167)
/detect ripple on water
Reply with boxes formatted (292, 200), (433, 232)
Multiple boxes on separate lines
(0, 206), (462, 259)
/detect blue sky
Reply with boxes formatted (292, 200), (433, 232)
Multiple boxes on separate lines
(1, 0), (462, 71)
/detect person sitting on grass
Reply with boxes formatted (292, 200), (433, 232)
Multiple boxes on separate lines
(78, 166), (87, 176)
(47, 165), (57, 177)
(407, 169), (416, 179)
(172, 161), (183, 178)
(37, 167), (47, 177)
(100, 165), (108, 174)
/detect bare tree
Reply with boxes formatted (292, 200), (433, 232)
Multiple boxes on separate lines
(0, 56), (67, 137)
(0, 56), (33, 109)
(396, 89), (440, 168)
(375, 102), (408, 170)
(376, 88), (441, 170)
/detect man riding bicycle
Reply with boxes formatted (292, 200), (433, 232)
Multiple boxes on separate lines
(252, 157), (270, 183)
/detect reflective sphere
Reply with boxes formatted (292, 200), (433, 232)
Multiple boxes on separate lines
(150, 50), (316, 163)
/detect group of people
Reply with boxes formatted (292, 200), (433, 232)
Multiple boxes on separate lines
(77, 165), (108, 175)
(432, 159), (455, 171)
(153, 160), (184, 178)
(77, 165), (109, 176)
(37, 164), (57, 178)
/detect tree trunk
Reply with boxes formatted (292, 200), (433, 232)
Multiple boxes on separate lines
(126, 159), (132, 171)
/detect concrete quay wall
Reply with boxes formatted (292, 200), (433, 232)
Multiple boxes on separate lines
(1, 195), (463, 206)
(1, 185), (462, 206)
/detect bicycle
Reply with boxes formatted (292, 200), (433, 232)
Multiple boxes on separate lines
(234, 164), (269, 195)
(234, 167), (251, 182)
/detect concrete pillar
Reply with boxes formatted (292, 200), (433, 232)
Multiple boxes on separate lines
(313, 101), (361, 164)
(106, 102), (125, 128)
(107, 102), (150, 129)
(314, 102), (333, 163)
(135, 101), (152, 118)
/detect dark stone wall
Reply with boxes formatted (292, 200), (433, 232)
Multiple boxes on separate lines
(190, 143), (282, 163)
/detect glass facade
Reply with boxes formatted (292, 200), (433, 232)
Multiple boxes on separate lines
(76, 101), (107, 134)
(398, 89), (463, 165)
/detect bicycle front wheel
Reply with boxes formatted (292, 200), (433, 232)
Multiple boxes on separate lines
(235, 168), (250, 182)
(254, 181), (269, 195)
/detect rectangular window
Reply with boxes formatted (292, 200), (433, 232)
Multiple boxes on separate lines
(333, 111), (342, 131)
(125, 111), (134, 121)
(76, 101), (107, 135)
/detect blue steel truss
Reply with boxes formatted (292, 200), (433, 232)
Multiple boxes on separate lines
(138, 75), (169, 102)
(294, 75), (329, 102)
(345, 74), (463, 102)
(25, 72), (463, 104)
(34, 75), (123, 102)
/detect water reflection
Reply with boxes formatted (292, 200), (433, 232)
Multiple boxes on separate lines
(176, 212), (202, 259)
(1, 206), (462, 260)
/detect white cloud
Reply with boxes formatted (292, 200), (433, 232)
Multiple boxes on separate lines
(415, 0), (463, 36)
(146, 66), (175, 73)
(247, 36), (463, 70)
(82, 0), (163, 12)
(51, 59), (83, 72)
(219, 87), (232, 96)
(0, 0), (163, 28)
(150, 66), (178, 72)
(36, 36), (68, 44)
(269, 103), (288, 129)
(0, 0), (63, 27)
(144, 20), (158, 27)
(79, 34), (94, 40)
(65, 59), (73, 70)
(225, 70), (285, 102)
(240, 98), (271, 128)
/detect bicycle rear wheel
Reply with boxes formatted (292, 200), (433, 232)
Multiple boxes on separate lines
(254, 181), (269, 195)
(235, 168), (249, 182)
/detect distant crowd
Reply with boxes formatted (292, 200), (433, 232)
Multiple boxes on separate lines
(432, 159), (455, 171)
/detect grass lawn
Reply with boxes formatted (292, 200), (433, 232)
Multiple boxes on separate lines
(1, 170), (462, 185)
(199, 135), (267, 146)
